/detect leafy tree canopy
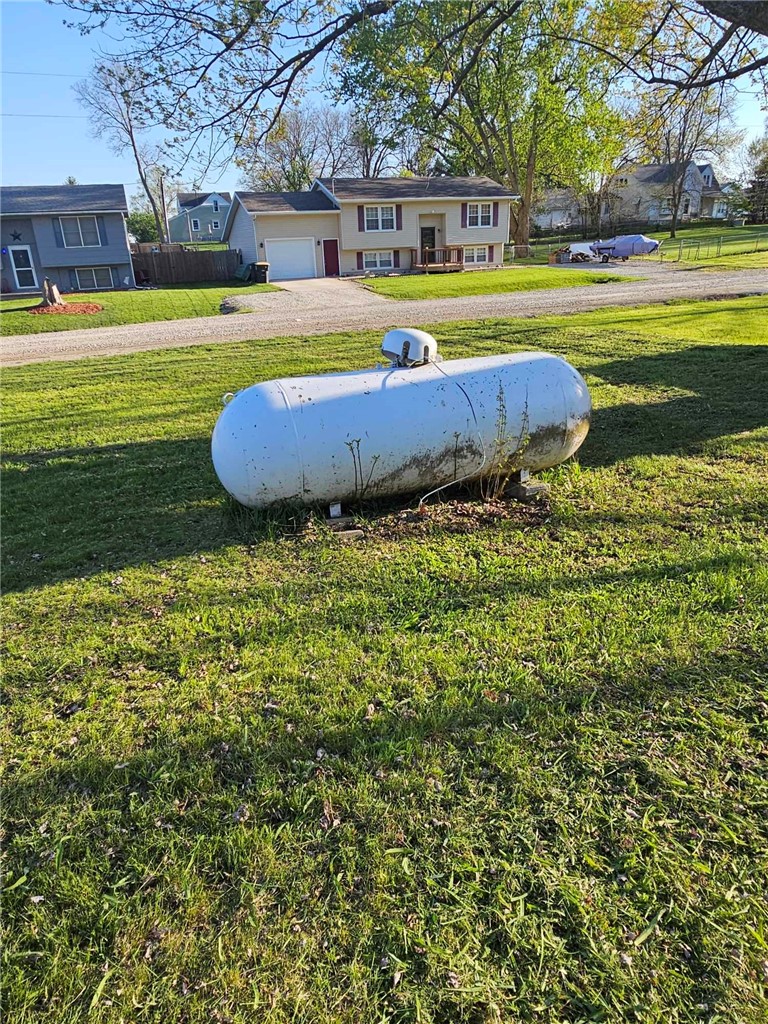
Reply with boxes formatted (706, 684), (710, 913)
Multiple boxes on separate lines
(126, 211), (160, 242)
(55, 0), (767, 174)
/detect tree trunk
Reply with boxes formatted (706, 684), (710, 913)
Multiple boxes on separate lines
(40, 277), (64, 306)
(128, 131), (167, 243)
(513, 134), (537, 245)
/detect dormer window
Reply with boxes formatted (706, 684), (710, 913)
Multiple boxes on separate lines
(703, 174), (711, 186)
(213, 200), (219, 213)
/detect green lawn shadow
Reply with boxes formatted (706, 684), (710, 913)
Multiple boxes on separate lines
(3, 344), (766, 593)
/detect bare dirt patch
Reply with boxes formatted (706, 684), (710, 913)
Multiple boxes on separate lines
(371, 495), (551, 538)
(271, 495), (552, 544)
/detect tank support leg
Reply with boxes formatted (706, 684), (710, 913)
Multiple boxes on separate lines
(504, 469), (550, 501)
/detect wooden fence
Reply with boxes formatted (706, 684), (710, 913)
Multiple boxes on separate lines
(132, 248), (242, 284)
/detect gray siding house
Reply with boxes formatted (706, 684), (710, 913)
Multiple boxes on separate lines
(0, 184), (133, 294)
(168, 192), (232, 242)
(532, 161), (728, 233)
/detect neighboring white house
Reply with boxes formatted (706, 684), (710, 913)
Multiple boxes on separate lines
(532, 161), (728, 232)
(223, 176), (516, 280)
(168, 192), (232, 243)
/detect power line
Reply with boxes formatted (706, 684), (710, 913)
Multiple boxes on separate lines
(2, 70), (85, 78)
(2, 114), (90, 119)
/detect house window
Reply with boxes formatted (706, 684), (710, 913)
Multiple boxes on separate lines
(75, 267), (113, 290)
(703, 174), (711, 186)
(191, 218), (200, 231)
(213, 200), (219, 213)
(467, 203), (492, 227)
(464, 246), (488, 264)
(365, 206), (395, 231)
(363, 251), (393, 269)
(660, 200), (672, 215)
(617, 177), (628, 186)
(212, 220), (220, 230)
(60, 216), (100, 247)
(683, 198), (691, 214)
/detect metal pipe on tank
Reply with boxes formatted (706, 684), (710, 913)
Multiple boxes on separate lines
(211, 337), (590, 509)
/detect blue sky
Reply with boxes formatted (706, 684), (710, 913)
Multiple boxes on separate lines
(2, 0), (766, 207)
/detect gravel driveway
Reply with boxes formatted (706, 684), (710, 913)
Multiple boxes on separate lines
(3, 265), (766, 366)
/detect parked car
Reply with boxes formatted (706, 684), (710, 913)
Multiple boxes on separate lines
(589, 234), (660, 262)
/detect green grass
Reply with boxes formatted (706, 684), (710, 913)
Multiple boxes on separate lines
(535, 223), (768, 247)
(3, 297), (768, 1023)
(182, 241), (229, 251)
(681, 250), (768, 271)
(652, 223), (768, 245)
(0, 281), (278, 335)
(515, 224), (768, 269)
(365, 266), (631, 300)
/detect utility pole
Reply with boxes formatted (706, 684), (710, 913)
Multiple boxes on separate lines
(159, 173), (171, 244)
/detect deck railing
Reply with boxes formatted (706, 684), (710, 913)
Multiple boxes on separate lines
(410, 247), (464, 270)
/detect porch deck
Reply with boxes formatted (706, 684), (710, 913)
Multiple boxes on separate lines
(409, 247), (464, 273)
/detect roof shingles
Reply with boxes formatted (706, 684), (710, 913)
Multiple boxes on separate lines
(315, 176), (515, 200)
(177, 191), (232, 209)
(0, 184), (128, 216)
(236, 191), (338, 213)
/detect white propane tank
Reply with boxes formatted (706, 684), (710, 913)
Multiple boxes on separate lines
(211, 332), (591, 509)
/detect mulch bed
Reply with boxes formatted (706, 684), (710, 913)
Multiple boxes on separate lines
(28, 303), (104, 316)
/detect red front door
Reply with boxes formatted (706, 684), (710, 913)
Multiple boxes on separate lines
(323, 239), (340, 276)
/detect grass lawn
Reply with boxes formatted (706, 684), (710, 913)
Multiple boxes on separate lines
(182, 242), (229, 251)
(683, 250), (768, 271)
(0, 281), (278, 336)
(364, 266), (631, 300)
(3, 297), (768, 1022)
(652, 223), (768, 245)
(535, 223), (768, 246)
(513, 225), (768, 270)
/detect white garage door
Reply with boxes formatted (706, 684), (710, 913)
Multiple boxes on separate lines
(264, 238), (316, 280)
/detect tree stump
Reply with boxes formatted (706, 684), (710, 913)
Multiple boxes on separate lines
(40, 278), (65, 306)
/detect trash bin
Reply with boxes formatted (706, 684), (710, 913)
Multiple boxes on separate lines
(254, 261), (270, 284)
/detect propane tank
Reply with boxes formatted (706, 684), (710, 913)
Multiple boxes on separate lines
(211, 330), (590, 509)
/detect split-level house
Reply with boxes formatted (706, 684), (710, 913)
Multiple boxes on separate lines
(532, 161), (728, 232)
(168, 192), (232, 243)
(223, 176), (515, 280)
(0, 184), (133, 294)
